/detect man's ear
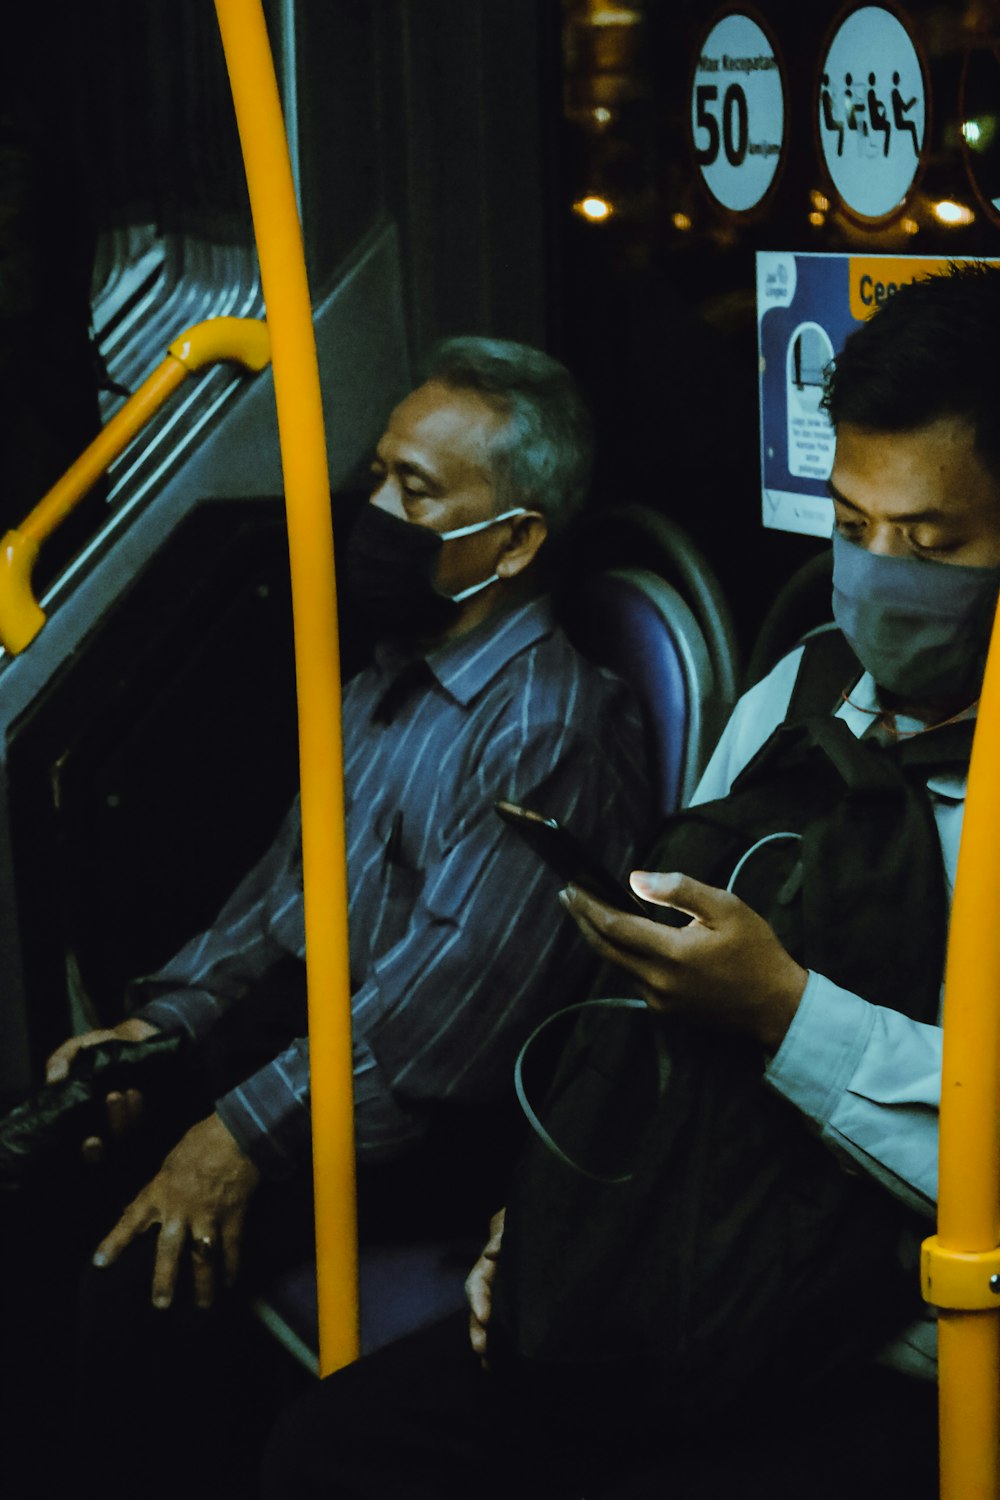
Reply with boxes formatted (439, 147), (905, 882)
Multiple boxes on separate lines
(496, 513), (548, 580)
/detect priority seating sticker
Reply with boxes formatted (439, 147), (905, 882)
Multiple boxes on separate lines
(818, 6), (927, 222)
(691, 13), (786, 215)
(756, 253), (999, 539)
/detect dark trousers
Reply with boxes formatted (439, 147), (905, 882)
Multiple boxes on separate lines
(0, 1080), (317, 1497)
(0, 965), (513, 1499)
(0, 968), (317, 1498)
(262, 1309), (941, 1500)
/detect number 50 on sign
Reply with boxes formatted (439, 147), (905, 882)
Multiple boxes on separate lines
(691, 13), (786, 215)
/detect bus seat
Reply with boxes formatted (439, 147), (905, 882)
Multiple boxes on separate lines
(744, 550), (833, 689)
(563, 567), (717, 814)
(564, 503), (740, 747)
(253, 1238), (473, 1373)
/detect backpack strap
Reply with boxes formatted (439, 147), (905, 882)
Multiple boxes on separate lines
(782, 624), (975, 771)
(893, 718), (975, 772)
(784, 625), (861, 723)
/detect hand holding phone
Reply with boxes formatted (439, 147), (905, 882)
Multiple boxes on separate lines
(495, 801), (647, 912)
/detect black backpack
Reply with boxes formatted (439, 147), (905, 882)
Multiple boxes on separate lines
(490, 630), (971, 1432)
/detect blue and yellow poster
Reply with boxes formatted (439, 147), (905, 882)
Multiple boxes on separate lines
(756, 251), (991, 537)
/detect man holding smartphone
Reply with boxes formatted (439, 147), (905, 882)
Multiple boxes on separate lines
(264, 265), (1000, 1499)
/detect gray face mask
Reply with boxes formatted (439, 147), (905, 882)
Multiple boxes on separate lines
(831, 529), (1000, 702)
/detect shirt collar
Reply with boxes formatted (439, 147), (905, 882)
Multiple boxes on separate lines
(421, 595), (556, 705)
(835, 670), (970, 802)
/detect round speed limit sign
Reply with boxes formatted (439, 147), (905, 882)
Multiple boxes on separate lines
(691, 13), (786, 214)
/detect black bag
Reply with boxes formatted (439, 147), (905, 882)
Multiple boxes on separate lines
(490, 630), (971, 1431)
(0, 1032), (188, 1189)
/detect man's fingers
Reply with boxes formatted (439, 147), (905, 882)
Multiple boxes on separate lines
(107, 1087), (144, 1136)
(469, 1312), (488, 1356)
(629, 871), (731, 923)
(45, 1027), (120, 1084)
(563, 893), (680, 971)
(93, 1198), (154, 1269)
(45, 1039), (83, 1084)
(220, 1211), (245, 1290)
(81, 1085), (145, 1163)
(81, 1134), (106, 1167)
(573, 914), (634, 970)
(560, 886), (674, 956)
(190, 1229), (218, 1310)
(46, 1052), (71, 1084)
(465, 1266), (491, 1326)
(150, 1219), (186, 1309)
(105, 1091), (127, 1137)
(565, 879), (735, 956)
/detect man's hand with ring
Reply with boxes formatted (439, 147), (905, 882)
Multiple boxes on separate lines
(91, 1112), (260, 1310)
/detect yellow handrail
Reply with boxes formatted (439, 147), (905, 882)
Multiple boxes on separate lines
(0, 316), (271, 655)
(214, 1), (358, 1375)
(921, 596), (1000, 1500)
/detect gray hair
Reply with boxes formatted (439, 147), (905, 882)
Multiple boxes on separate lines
(423, 336), (593, 536)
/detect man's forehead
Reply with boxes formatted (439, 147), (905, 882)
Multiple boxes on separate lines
(831, 417), (998, 514)
(381, 381), (501, 474)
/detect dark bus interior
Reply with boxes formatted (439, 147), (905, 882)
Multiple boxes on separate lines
(1, 0), (998, 1483)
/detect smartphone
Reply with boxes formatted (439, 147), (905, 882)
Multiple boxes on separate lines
(495, 800), (645, 911)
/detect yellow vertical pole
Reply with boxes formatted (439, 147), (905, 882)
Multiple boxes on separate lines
(214, 0), (358, 1374)
(921, 599), (1000, 1499)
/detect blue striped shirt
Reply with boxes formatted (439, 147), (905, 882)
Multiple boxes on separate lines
(131, 597), (652, 1177)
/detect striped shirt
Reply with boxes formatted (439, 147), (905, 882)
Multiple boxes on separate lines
(131, 597), (652, 1177)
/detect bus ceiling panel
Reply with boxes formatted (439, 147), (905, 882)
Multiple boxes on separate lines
(0, 220), (409, 714)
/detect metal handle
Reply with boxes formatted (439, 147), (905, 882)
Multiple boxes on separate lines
(0, 315), (270, 655)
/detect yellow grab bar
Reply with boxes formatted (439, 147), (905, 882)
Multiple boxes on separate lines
(0, 316), (270, 655)
(215, 1), (358, 1375)
(921, 597), (1000, 1500)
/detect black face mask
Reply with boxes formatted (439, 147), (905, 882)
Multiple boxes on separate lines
(344, 503), (527, 640)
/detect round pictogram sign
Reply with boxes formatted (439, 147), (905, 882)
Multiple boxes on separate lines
(690, 13), (785, 215)
(818, 6), (926, 223)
